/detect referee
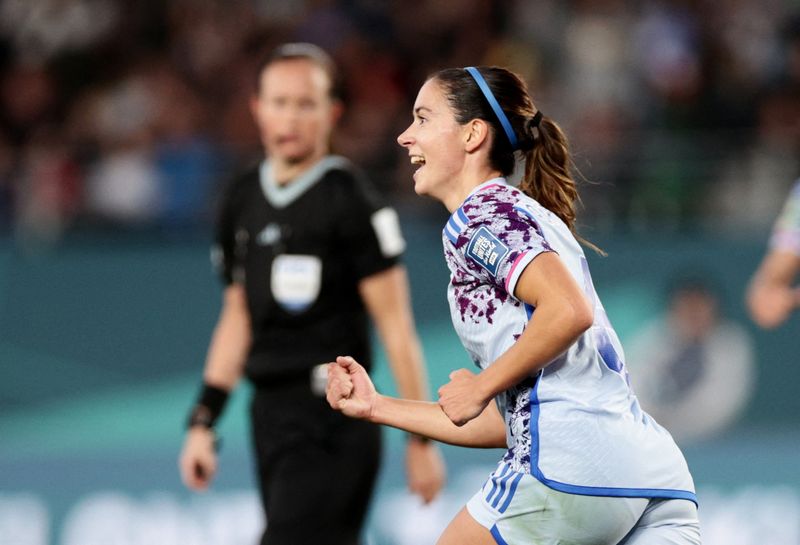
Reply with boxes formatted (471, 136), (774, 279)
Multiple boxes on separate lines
(178, 43), (445, 545)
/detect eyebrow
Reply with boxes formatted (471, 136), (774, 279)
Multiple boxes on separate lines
(414, 106), (433, 116)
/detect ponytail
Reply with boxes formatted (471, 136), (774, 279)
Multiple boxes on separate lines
(432, 66), (603, 254)
(519, 115), (577, 230)
(518, 114), (605, 255)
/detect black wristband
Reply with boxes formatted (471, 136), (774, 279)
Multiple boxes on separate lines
(186, 383), (229, 429)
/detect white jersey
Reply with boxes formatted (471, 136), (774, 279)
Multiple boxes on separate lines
(443, 178), (696, 502)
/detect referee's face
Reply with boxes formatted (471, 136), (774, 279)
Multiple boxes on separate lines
(252, 59), (340, 168)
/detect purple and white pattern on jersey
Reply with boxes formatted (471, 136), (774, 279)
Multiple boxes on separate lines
(442, 180), (552, 474)
(441, 179), (697, 500)
(501, 376), (538, 472)
(443, 182), (552, 326)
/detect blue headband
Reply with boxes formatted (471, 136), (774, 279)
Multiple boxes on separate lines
(464, 66), (518, 150)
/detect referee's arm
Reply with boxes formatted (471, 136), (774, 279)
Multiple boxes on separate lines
(203, 284), (252, 390)
(359, 265), (428, 402)
(179, 284), (251, 491)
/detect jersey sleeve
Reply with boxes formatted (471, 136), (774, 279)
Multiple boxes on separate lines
(463, 207), (553, 298)
(769, 179), (800, 256)
(338, 171), (406, 280)
(211, 176), (245, 285)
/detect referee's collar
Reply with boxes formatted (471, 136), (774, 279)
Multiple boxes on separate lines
(259, 155), (351, 208)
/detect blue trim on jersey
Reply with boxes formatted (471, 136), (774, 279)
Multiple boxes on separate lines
(596, 329), (624, 373)
(485, 464), (511, 504)
(527, 373), (698, 505)
(444, 223), (459, 244)
(529, 375), (542, 475)
(498, 472), (523, 513)
(444, 207), (470, 244)
(490, 524), (510, 545)
(446, 215), (459, 234)
(456, 207), (469, 226)
(524, 302), (534, 320)
(512, 204), (529, 218)
(491, 469), (517, 509)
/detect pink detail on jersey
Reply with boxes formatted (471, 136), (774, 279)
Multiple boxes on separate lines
(505, 251), (529, 294)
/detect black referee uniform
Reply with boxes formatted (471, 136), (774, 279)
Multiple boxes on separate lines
(215, 155), (403, 545)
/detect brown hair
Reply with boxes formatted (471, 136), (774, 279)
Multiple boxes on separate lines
(432, 67), (601, 253)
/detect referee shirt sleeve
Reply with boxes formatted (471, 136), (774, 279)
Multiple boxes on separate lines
(339, 173), (406, 280)
(211, 176), (245, 286)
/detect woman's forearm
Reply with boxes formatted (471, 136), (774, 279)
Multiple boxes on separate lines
(370, 395), (506, 448)
(476, 298), (592, 402)
(474, 253), (594, 402)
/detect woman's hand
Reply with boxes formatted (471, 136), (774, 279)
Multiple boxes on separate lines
(326, 356), (378, 420)
(748, 282), (800, 329)
(437, 368), (490, 426)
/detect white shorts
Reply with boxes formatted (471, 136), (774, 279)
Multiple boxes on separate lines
(466, 462), (701, 545)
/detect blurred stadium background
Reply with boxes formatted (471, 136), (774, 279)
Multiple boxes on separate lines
(1, 1), (800, 544)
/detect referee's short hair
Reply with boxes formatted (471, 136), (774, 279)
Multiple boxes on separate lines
(254, 42), (341, 99)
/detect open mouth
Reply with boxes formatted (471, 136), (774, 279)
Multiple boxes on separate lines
(410, 155), (426, 171)
(276, 135), (300, 145)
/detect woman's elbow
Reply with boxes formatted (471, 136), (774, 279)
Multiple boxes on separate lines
(572, 298), (594, 335)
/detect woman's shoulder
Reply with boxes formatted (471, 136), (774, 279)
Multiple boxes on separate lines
(461, 183), (545, 230)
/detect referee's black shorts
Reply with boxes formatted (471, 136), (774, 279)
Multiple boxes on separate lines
(250, 376), (382, 545)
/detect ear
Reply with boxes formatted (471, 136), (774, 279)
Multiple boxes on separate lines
(464, 119), (490, 153)
(329, 99), (344, 125)
(249, 95), (261, 124)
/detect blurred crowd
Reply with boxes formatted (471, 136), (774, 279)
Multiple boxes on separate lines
(1, 0), (800, 243)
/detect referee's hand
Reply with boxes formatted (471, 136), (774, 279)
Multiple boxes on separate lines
(179, 427), (218, 491)
(406, 439), (445, 504)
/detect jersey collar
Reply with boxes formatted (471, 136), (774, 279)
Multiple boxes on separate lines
(259, 155), (351, 208)
(443, 177), (507, 244)
(467, 177), (507, 200)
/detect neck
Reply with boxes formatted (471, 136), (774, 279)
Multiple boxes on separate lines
(270, 151), (327, 186)
(442, 166), (503, 213)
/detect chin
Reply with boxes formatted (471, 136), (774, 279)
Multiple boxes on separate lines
(283, 152), (313, 165)
(269, 144), (313, 164)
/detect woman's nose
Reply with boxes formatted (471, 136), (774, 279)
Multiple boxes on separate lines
(397, 125), (413, 147)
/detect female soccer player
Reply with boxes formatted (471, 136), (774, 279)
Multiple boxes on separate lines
(327, 66), (701, 545)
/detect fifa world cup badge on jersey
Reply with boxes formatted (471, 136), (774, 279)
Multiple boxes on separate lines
(467, 227), (509, 277)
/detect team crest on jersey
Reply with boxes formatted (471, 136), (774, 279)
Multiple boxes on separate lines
(467, 227), (509, 277)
